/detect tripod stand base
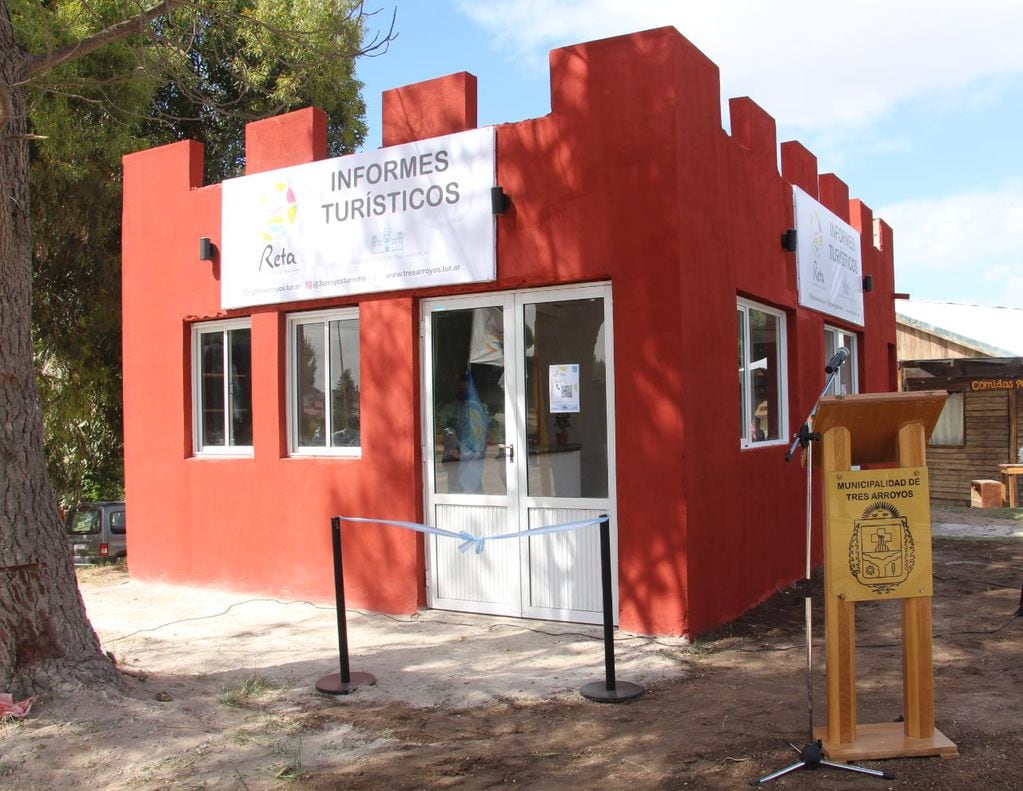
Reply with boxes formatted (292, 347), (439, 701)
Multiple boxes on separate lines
(815, 722), (958, 761)
(751, 741), (894, 786)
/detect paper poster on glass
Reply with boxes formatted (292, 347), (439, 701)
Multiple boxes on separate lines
(549, 364), (580, 413)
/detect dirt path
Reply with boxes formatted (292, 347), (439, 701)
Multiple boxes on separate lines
(1, 533), (1020, 790)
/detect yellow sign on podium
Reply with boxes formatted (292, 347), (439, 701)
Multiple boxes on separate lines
(826, 468), (932, 601)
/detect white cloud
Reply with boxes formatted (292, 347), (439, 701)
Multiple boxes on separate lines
(454, 1), (1023, 308)
(880, 185), (1023, 307)
(456, 0), (1023, 134)
(999, 273), (1023, 309)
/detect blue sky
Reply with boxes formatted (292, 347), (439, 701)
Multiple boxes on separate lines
(356, 0), (1023, 308)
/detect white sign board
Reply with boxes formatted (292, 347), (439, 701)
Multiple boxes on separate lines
(793, 186), (864, 326)
(220, 127), (496, 309)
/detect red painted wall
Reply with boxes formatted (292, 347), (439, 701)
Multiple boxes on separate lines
(121, 26), (896, 636)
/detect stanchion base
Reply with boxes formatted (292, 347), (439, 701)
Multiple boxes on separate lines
(316, 671), (377, 695)
(580, 680), (643, 703)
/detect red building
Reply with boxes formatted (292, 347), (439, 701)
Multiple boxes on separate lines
(121, 27), (897, 637)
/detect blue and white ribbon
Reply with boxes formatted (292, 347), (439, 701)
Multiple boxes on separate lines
(337, 515), (477, 550)
(337, 514), (608, 554)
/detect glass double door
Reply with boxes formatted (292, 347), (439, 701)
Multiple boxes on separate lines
(423, 285), (616, 623)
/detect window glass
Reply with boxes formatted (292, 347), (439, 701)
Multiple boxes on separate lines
(200, 332), (225, 446)
(110, 510), (127, 535)
(229, 329), (253, 445)
(193, 320), (252, 454)
(824, 326), (858, 396)
(738, 300), (786, 447)
(296, 322), (326, 446)
(431, 307), (506, 495)
(67, 509), (100, 535)
(329, 318), (360, 447)
(929, 392), (965, 446)
(524, 298), (608, 498)
(737, 308), (746, 439)
(290, 310), (360, 453)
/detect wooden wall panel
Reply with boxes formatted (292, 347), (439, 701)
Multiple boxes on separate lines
(896, 324), (986, 361)
(928, 391), (1010, 504)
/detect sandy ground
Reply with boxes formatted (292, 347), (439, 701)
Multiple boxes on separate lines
(1, 507), (1020, 789)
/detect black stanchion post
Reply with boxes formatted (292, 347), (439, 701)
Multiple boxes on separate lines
(316, 516), (376, 695)
(580, 515), (643, 702)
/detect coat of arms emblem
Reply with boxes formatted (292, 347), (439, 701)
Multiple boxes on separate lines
(847, 502), (916, 595)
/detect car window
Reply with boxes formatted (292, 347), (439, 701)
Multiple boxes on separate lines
(110, 510), (126, 535)
(67, 510), (100, 535)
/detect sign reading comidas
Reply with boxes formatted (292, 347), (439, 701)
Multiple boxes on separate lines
(792, 186), (864, 326)
(220, 127), (496, 309)
(826, 468), (932, 601)
(970, 377), (1023, 391)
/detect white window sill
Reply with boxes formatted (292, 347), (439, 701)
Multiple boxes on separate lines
(191, 449), (255, 459)
(740, 439), (789, 451)
(288, 448), (363, 460)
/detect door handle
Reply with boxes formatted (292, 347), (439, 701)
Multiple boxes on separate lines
(497, 443), (514, 462)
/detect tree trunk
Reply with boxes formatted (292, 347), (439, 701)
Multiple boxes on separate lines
(1, 23), (118, 696)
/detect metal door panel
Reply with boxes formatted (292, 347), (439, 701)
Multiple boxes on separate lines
(523, 506), (610, 623)
(430, 504), (519, 615)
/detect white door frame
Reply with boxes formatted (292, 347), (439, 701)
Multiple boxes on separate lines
(423, 290), (522, 616)
(421, 283), (618, 623)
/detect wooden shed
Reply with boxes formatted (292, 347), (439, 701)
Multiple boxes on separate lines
(901, 357), (1023, 505)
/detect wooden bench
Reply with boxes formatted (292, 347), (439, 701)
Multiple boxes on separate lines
(998, 464), (1023, 508)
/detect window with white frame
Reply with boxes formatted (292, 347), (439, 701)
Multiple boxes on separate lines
(929, 392), (965, 446)
(824, 326), (859, 396)
(288, 308), (361, 455)
(738, 300), (787, 447)
(192, 319), (253, 454)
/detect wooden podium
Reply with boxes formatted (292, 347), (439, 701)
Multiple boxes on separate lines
(812, 391), (959, 761)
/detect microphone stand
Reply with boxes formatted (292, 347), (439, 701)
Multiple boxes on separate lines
(751, 360), (893, 785)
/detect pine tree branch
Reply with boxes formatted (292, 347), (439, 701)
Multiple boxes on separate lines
(20, 1), (188, 81)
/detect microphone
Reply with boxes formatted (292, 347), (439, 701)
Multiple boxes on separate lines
(825, 347), (849, 374)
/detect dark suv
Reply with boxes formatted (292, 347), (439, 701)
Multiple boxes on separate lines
(65, 502), (126, 565)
